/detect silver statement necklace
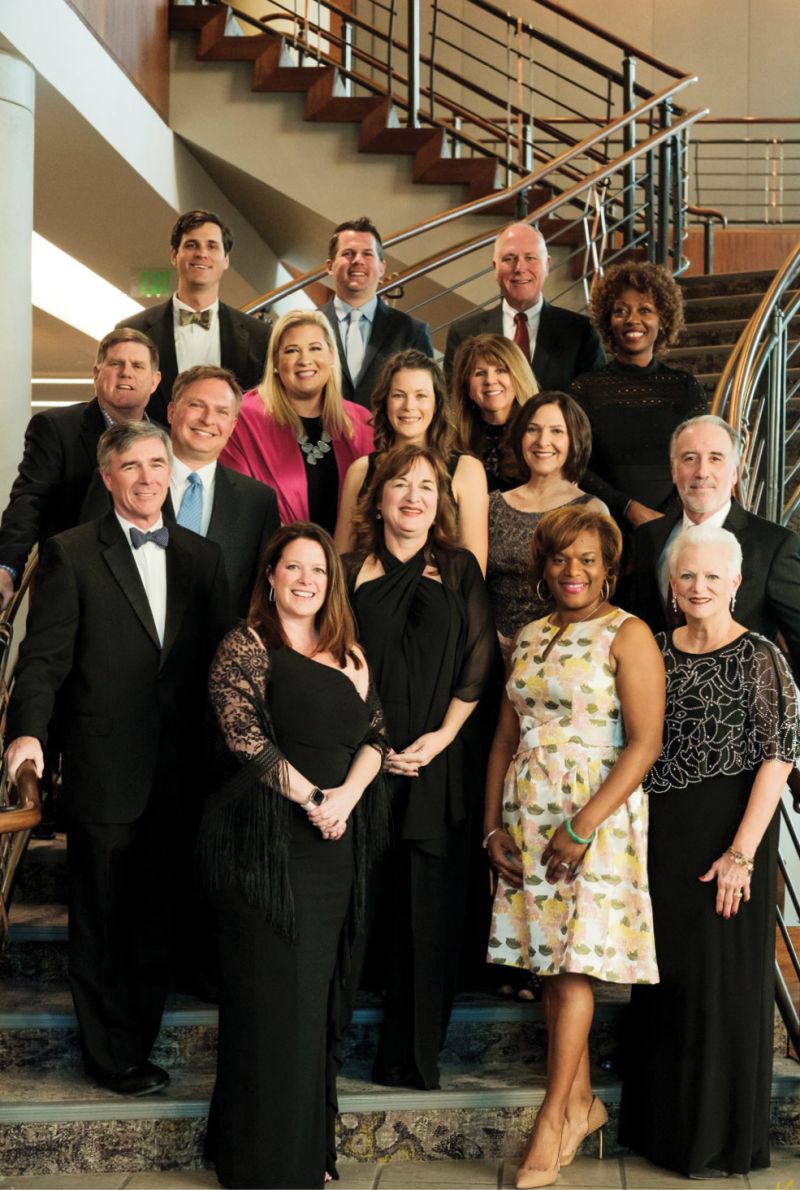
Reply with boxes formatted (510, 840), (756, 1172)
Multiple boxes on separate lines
(297, 427), (332, 465)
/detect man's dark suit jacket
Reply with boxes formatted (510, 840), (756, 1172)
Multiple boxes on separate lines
(321, 297), (434, 409)
(631, 499), (800, 676)
(443, 299), (606, 390)
(120, 299), (271, 425)
(0, 399), (108, 582)
(7, 511), (230, 824)
(165, 464), (279, 618)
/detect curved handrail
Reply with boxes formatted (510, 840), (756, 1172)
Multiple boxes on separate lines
(242, 78), (702, 315)
(0, 762), (41, 837)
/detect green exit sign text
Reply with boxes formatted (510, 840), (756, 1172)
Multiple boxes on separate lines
(136, 270), (173, 299)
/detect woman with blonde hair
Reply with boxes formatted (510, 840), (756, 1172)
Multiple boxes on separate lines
(451, 333), (538, 491)
(220, 309), (373, 532)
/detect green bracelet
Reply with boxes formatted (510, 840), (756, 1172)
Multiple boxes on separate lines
(565, 817), (595, 846)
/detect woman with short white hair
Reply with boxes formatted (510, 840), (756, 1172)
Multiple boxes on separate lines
(621, 523), (799, 1178)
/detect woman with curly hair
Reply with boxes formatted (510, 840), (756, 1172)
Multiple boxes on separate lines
(571, 261), (707, 535)
(451, 334), (539, 492)
(334, 350), (488, 569)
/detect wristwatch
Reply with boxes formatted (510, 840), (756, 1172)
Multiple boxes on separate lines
(304, 787), (326, 809)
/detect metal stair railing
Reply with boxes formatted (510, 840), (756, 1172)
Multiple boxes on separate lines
(711, 241), (800, 1057)
(0, 553), (41, 950)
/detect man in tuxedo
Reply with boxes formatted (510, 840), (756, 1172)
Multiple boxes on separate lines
(6, 422), (229, 1095)
(0, 328), (161, 611)
(120, 210), (271, 426)
(631, 414), (800, 676)
(166, 365), (280, 617)
(321, 216), (433, 408)
(443, 222), (605, 388)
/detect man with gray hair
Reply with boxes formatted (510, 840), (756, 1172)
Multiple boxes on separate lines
(0, 327), (161, 610)
(5, 421), (229, 1097)
(631, 413), (800, 676)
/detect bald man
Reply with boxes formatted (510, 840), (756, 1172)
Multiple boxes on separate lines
(443, 222), (605, 388)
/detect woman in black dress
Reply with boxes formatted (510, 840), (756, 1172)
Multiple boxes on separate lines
(347, 443), (496, 1088)
(571, 261), (707, 534)
(620, 523), (799, 1177)
(451, 334), (538, 492)
(335, 349), (488, 568)
(198, 523), (388, 1189)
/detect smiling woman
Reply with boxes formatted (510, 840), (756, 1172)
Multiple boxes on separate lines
(571, 262), (708, 537)
(220, 310), (374, 532)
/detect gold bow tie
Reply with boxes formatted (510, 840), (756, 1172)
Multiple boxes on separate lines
(178, 308), (212, 329)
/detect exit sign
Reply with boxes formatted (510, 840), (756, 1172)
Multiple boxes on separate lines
(134, 270), (173, 299)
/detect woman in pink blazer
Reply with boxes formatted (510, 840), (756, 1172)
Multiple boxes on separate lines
(220, 310), (373, 532)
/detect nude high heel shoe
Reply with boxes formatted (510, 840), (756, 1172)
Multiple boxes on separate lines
(515, 1125), (564, 1189)
(559, 1095), (608, 1167)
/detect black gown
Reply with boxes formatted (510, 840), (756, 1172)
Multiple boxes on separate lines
(620, 632), (800, 1176)
(199, 629), (387, 1189)
(348, 545), (496, 1088)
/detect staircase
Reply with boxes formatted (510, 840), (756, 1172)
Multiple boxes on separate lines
(2, 836), (800, 1175)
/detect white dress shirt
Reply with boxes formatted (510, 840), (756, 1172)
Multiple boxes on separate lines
(170, 456), (218, 538)
(173, 295), (221, 373)
(116, 512), (168, 646)
(501, 297), (543, 356)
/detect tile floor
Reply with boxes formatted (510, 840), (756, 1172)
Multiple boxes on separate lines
(1, 1151), (800, 1190)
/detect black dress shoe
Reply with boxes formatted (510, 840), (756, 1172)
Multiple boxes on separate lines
(92, 1061), (170, 1096)
(688, 1170), (728, 1180)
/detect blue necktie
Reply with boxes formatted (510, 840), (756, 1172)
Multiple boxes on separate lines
(130, 525), (169, 550)
(176, 472), (203, 534)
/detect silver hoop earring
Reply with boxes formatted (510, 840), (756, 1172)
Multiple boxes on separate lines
(535, 579), (549, 602)
(601, 578), (610, 602)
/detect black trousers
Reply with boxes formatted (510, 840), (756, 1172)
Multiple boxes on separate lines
(66, 784), (183, 1076)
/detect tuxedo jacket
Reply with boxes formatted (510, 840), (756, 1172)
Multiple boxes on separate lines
(120, 299), (271, 426)
(7, 511), (230, 824)
(631, 499), (800, 676)
(321, 298), (434, 408)
(443, 299), (606, 391)
(0, 400), (109, 581)
(164, 464), (279, 618)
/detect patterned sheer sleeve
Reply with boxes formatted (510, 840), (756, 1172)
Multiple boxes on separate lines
(748, 636), (800, 763)
(363, 661), (390, 759)
(207, 625), (289, 795)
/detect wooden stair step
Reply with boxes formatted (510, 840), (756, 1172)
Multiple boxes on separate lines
(168, 5), (220, 32)
(198, 28), (278, 62)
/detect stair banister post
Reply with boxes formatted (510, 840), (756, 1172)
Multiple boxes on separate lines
(672, 127), (686, 271)
(766, 305), (787, 523)
(657, 98), (673, 269)
(342, 20), (352, 97)
(407, 0), (420, 128)
(622, 54), (637, 249)
(644, 149), (656, 262)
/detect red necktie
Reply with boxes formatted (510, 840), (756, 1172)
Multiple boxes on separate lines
(514, 311), (531, 361)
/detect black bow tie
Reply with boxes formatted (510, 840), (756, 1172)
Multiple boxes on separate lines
(130, 526), (169, 550)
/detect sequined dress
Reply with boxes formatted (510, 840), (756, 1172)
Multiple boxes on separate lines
(488, 608), (659, 983)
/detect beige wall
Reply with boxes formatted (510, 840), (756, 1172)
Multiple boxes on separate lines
(66, 0), (169, 119)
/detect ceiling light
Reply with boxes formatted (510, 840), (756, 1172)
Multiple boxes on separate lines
(32, 233), (143, 340)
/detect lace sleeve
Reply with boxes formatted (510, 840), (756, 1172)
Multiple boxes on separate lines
(747, 636), (800, 763)
(363, 661), (390, 758)
(208, 625), (285, 773)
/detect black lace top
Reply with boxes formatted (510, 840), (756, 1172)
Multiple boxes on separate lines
(571, 359), (708, 517)
(646, 632), (799, 795)
(198, 625), (389, 938)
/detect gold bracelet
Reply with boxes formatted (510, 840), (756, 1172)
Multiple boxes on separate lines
(727, 848), (754, 873)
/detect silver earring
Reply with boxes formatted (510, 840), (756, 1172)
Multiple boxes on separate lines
(601, 578), (610, 601)
(730, 591), (737, 612)
(671, 593), (678, 614)
(269, 585), (275, 604)
(535, 579), (549, 602)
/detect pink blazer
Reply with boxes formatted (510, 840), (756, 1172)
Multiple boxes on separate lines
(220, 389), (374, 525)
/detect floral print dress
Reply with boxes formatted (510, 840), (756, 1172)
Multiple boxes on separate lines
(488, 608), (659, 984)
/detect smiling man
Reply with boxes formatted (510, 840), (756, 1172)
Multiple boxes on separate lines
(121, 210), (271, 426)
(443, 222), (605, 387)
(631, 414), (800, 675)
(166, 365), (279, 616)
(0, 328), (161, 611)
(321, 216), (433, 408)
(5, 420), (229, 1097)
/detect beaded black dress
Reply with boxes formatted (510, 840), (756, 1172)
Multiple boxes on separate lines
(620, 632), (799, 1176)
(199, 628), (388, 1189)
